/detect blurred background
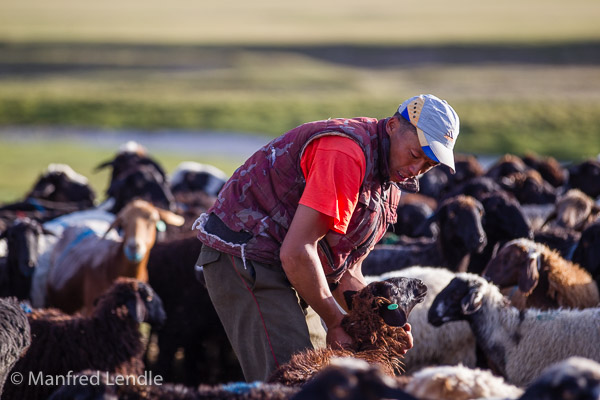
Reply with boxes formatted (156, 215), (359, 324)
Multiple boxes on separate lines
(1, 0), (599, 202)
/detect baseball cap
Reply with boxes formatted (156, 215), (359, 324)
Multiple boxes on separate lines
(398, 94), (460, 173)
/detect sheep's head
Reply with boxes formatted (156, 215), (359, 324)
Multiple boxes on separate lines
(103, 199), (184, 263)
(572, 222), (600, 281)
(481, 192), (532, 242)
(483, 238), (543, 296)
(95, 278), (166, 328)
(345, 277), (427, 328)
(436, 195), (487, 257)
(428, 274), (492, 326)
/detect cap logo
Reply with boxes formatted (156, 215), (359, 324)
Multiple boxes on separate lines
(444, 132), (455, 142)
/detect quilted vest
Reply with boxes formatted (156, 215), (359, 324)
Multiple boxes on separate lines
(196, 117), (401, 282)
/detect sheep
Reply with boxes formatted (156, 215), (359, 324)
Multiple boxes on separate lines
(0, 297), (31, 396)
(482, 238), (599, 310)
(362, 195), (487, 275)
(533, 225), (581, 260)
(522, 153), (567, 188)
(485, 154), (530, 181)
(542, 188), (600, 231)
(567, 159), (600, 199)
(267, 277), (427, 386)
(170, 161), (228, 198)
(499, 169), (557, 205)
(388, 202), (436, 239)
(366, 267), (477, 374)
(3, 277), (166, 400)
(441, 176), (504, 203)
(49, 358), (416, 400)
(46, 199), (184, 315)
(572, 221), (600, 285)
(95, 141), (167, 188)
(402, 364), (523, 400)
(518, 357), (600, 400)
(102, 164), (178, 214)
(146, 236), (244, 385)
(468, 190), (533, 275)
(0, 218), (56, 300)
(428, 273), (600, 387)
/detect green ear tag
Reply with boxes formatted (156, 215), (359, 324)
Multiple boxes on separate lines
(387, 303), (399, 310)
(156, 220), (167, 232)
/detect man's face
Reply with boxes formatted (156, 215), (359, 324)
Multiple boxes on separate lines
(387, 116), (439, 183)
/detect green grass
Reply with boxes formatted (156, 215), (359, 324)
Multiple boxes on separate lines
(1, 0), (599, 45)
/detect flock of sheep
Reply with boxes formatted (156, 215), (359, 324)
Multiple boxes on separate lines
(1, 141), (600, 399)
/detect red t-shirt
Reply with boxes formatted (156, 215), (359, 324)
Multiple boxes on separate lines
(299, 135), (366, 234)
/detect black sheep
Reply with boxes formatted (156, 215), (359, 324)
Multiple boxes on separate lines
(3, 278), (166, 400)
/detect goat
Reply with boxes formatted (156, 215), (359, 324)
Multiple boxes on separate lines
(483, 238), (599, 310)
(267, 277), (427, 386)
(3, 278), (166, 400)
(362, 195), (487, 275)
(0, 297), (31, 396)
(46, 199), (184, 314)
(428, 273), (600, 386)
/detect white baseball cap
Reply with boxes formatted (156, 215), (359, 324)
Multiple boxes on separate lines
(398, 94), (460, 173)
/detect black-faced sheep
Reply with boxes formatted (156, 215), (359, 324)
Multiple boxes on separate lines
(146, 236), (243, 385)
(267, 277), (427, 386)
(362, 195), (487, 275)
(388, 202), (436, 239)
(366, 267), (477, 374)
(3, 278), (166, 400)
(567, 159), (600, 199)
(0, 297), (31, 396)
(518, 357), (600, 400)
(485, 154), (529, 181)
(572, 221), (600, 285)
(46, 199), (184, 315)
(0, 218), (55, 300)
(428, 273), (600, 387)
(402, 363), (523, 400)
(441, 176), (504, 203)
(483, 238), (599, 310)
(467, 190), (533, 275)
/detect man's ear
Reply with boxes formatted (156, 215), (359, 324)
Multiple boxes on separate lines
(343, 290), (358, 310)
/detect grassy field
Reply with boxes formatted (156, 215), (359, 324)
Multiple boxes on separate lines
(1, 0), (599, 45)
(1, 0), (599, 203)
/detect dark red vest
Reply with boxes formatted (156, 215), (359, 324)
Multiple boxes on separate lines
(196, 117), (400, 282)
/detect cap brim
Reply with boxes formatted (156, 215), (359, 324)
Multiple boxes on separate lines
(422, 131), (456, 174)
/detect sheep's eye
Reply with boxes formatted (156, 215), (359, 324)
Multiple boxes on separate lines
(146, 295), (153, 302)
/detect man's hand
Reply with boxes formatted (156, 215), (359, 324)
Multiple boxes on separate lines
(326, 323), (353, 350)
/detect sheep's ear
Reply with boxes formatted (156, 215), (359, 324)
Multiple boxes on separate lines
(343, 290), (358, 311)
(518, 252), (540, 295)
(156, 209), (185, 227)
(102, 217), (121, 239)
(461, 288), (483, 315)
(94, 159), (114, 172)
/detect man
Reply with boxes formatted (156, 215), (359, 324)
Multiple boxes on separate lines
(195, 94), (460, 381)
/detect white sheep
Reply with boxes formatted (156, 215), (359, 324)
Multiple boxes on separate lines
(403, 363), (523, 400)
(428, 273), (600, 387)
(366, 267), (476, 373)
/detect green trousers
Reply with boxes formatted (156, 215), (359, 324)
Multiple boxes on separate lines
(198, 245), (327, 382)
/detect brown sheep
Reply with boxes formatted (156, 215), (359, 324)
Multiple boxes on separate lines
(267, 277), (427, 386)
(542, 188), (600, 231)
(46, 199), (184, 315)
(483, 238), (599, 310)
